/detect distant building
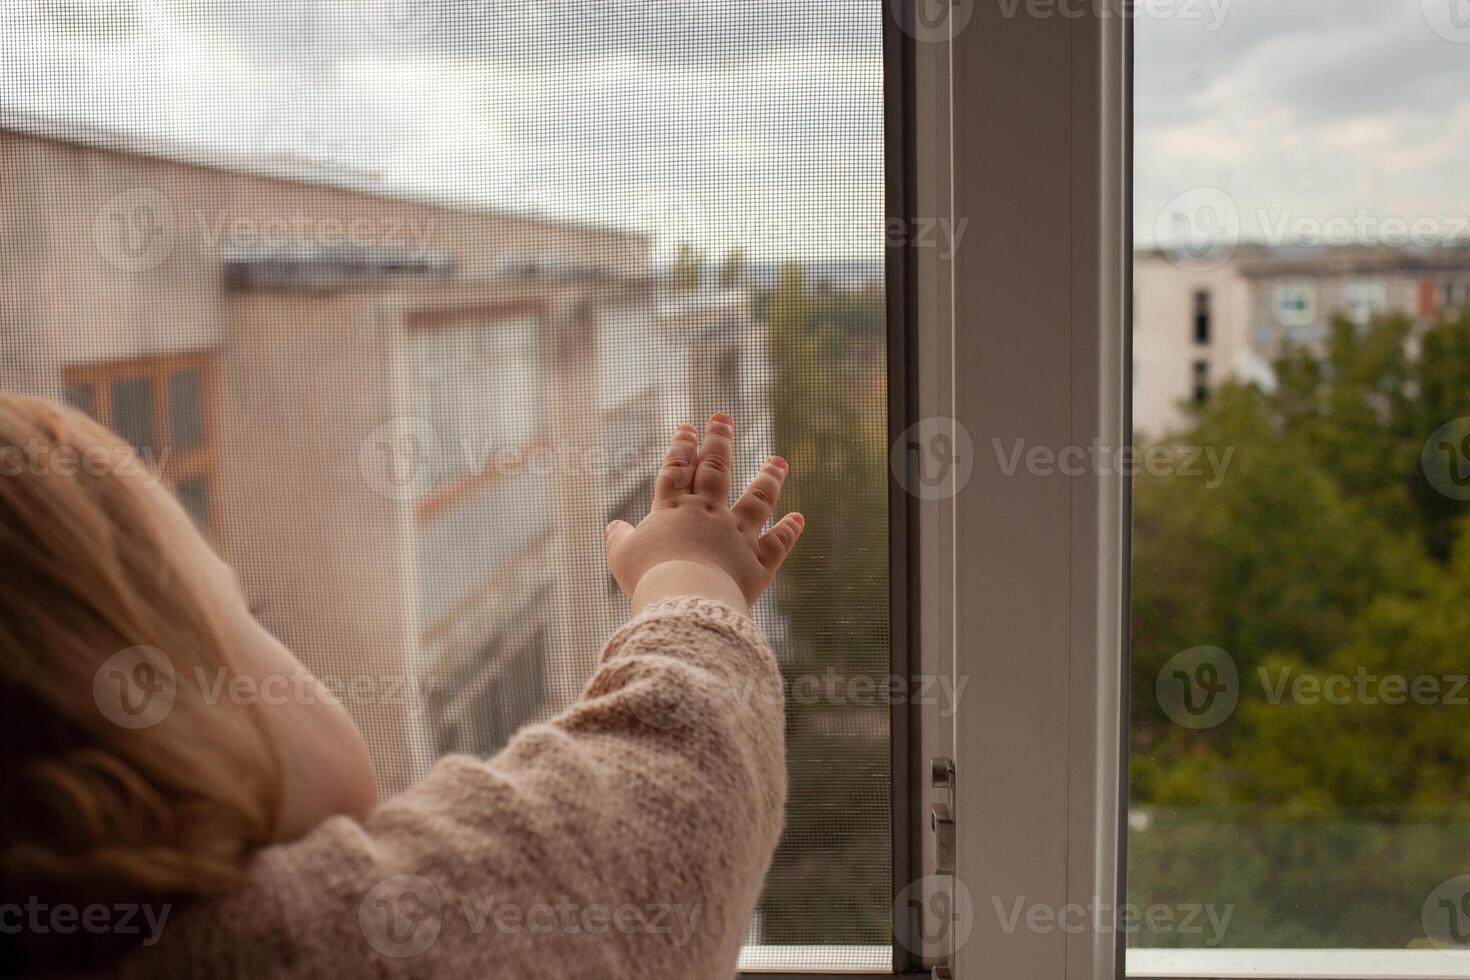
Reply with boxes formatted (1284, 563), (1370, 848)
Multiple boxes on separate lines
(1133, 245), (1470, 436)
(0, 112), (770, 793)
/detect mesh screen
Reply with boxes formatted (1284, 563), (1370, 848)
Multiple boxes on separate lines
(1, 0), (890, 965)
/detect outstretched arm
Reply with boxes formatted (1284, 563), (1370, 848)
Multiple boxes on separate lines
(129, 416), (804, 980)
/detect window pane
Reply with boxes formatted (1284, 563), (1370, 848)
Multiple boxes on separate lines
(168, 368), (206, 450)
(1133, 1), (1470, 953)
(1, 3), (888, 966)
(108, 377), (155, 455)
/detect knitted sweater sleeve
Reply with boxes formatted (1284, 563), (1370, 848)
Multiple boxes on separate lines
(126, 597), (787, 980)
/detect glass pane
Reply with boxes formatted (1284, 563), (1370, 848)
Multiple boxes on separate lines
(1132, 0), (1470, 953)
(167, 368), (205, 450)
(108, 377), (155, 455)
(2, 2), (888, 967)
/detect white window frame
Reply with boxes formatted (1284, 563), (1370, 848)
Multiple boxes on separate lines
(908, 5), (1470, 980)
(909, 3), (1128, 978)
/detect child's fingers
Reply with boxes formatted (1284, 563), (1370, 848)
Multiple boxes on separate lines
(692, 413), (735, 503)
(757, 512), (806, 572)
(603, 519), (635, 555)
(732, 456), (788, 533)
(654, 425), (699, 502)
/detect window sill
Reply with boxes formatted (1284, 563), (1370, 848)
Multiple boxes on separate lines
(737, 944), (890, 974)
(1128, 948), (1470, 979)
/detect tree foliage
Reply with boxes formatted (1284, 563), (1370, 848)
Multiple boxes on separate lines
(1130, 306), (1470, 946)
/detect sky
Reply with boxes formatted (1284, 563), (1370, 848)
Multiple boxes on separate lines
(1, 0), (1467, 260)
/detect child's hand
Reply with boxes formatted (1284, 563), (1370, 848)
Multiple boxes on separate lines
(604, 414), (805, 615)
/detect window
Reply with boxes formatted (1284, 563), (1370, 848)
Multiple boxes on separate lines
(60, 354), (216, 533)
(3, 3), (897, 975)
(1193, 289), (1211, 344)
(1130, 1), (1470, 977)
(1346, 278), (1388, 327)
(1191, 359), (1209, 405)
(1273, 280), (1316, 329)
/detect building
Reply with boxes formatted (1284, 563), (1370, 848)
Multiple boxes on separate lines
(0, 112), (765, 794)
(1133, 245), (1470, 437)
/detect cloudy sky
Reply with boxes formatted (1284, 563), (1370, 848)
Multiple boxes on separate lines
(1, 0), (1466, 259)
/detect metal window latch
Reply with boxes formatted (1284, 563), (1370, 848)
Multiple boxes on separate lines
(929, 757), (956, 979)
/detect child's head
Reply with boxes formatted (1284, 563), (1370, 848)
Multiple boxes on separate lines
(0, 394), (375, 961)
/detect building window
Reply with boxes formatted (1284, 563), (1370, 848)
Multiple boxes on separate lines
(1345, 278), (1387, 326)
(1192, 359), (1210, 405)
(1273, 280), (1316, 329)
(1193, 289), (1211, 344)
(62, 353), (216, 533)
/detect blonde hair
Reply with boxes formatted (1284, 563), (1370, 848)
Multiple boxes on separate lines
(0, 395), (280, 963)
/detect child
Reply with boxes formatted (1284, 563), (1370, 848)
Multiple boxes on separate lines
(0, 397), (803, 978)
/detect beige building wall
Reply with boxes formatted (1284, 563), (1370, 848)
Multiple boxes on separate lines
(0, 123), (645, 395)
(1132, 252), (1252, 438)
(221, 288), (432, 793)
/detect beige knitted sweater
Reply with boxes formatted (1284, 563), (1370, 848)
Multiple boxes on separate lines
(121, 597), (787, 979)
